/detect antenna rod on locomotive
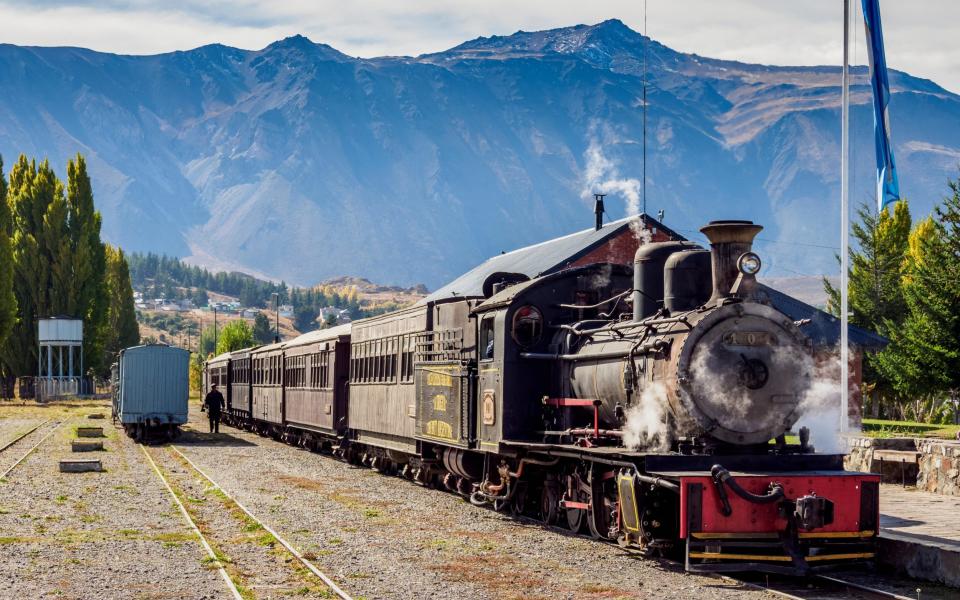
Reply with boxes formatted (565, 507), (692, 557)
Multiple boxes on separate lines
(593, 194), (605, 231)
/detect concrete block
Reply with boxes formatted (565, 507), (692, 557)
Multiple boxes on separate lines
(76, 427), (104, 438)
(71, 440), (103, 452)
(59, 459), (102, 473)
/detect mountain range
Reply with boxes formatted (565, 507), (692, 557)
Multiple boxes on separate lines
(1, 19), (958, 287)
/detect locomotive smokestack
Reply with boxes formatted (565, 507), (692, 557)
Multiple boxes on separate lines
(700, 220), (763, 303)
(594, 194), (605, 231)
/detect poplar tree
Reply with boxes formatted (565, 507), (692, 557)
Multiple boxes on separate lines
(65, 154), (108, 374)
(0, 154), (110, 377)
(0, 157), (60, 376)
(103, 244), (140, 364)
(0, 156), (16, 356)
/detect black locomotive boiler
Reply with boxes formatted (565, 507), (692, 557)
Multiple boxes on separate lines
(206, 219), (879, 575)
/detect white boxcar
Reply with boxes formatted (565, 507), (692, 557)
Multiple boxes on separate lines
(113, 344), (190, 440)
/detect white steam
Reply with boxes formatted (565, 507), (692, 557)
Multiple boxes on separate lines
(795, 352), (859, 454)
(622, 381), (669, 452)
(582, 121), (650, 240)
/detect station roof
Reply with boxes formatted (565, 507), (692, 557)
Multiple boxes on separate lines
(759, 284), (887, 350)
(420, 215), (681, 304)
(420, 214), (887, 351)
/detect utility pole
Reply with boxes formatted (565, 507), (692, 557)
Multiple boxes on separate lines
(272, 292), (280, 343)
(213, 307), (218, 355)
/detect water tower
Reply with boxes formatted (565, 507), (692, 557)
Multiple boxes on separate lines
(37, 317), (83, 399)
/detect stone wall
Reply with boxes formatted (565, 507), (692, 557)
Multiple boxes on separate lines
(846, 436), (960, 496)
(916, 440), (960, 496)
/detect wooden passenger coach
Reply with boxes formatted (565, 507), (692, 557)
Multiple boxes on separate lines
(251, 342), (285, 429)
(283, 324), (351, 436)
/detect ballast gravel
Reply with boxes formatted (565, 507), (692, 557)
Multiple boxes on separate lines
(174, 404), (770, 600)
(0, 401), (229, 600)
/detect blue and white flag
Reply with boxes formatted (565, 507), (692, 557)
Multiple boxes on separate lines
(861, 0), (901, 211)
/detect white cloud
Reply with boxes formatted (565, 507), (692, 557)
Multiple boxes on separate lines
(0, 1), (957, 92)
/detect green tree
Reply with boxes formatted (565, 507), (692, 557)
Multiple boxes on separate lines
(824, 201), (912, 414)
(0, 154), (110, 377)
(293, 305), (316, 332)
(252, 312), (274, 345)
(198, 324), (218, 357)
(64, 155), (108, 374)
(215, 319), (254, 355)
(876, 182), (960, 404)
(103, 245), (140, 365)
(189, 352), (204, 391)
(0, 156), (16, 356)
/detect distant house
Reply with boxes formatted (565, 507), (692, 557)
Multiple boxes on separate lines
(421, 214), (884, 428)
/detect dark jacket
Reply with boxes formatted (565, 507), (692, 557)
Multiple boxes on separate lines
(203, 390), (225, 416)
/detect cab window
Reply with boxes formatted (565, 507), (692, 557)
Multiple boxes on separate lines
(479, 316), (496, 361)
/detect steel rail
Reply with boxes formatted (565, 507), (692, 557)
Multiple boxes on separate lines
(0, 419), (51, 454)
(814, 575), (914, 600)
(140, 445), (243, 600)
(721, 573), (914, 600)
(170, 445), (353, 600)
(0, 420), (65, 479)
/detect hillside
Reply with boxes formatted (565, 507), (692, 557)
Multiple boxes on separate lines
(1, 19), (958, 286)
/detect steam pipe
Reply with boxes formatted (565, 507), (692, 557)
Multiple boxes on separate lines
(520, 340), (667, 362)
(710, 465), (784, 504)
(556, 289), (632, 311)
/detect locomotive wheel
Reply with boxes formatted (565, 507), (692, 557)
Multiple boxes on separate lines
(565, 492), (589, 533)
(510, 482), (529, 517)
(539, 483), (559, 525)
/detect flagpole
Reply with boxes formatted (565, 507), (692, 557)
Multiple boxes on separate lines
(840, 0), (851, 435)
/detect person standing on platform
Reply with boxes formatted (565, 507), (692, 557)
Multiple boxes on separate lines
(202, 384), (225, 433)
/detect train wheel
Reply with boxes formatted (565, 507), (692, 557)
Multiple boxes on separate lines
(565, 496), (587, 533)
(510, 482), (529, 517)
(539, 479), (560, 525)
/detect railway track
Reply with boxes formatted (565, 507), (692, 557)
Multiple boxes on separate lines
(169, 445), (353, 600)
(0, 419), (51, 454)
(727, 573), (917, 600)
(140, 444), (244, 600)
(0, 420), (65, 479)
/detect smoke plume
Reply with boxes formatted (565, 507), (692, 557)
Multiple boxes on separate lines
(582, 121), (649, 240)
(622, 381), (669, 452)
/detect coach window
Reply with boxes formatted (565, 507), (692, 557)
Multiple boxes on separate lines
(480, 315), (496, 360)
(511, 305), (543, 348)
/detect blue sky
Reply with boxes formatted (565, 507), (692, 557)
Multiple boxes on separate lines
(1, 1), (958, 93)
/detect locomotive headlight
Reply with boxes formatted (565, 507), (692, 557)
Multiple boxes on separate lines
(737, 252), (762, 276)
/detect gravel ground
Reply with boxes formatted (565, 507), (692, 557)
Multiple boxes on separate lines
(147, 445), (333, 598)
(0, 400), (231, 600)
(175, 403), (770, 600)
(0, 417), (45, 448)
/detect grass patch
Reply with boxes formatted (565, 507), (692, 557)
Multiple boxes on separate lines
(862, 419), (960, 439)
(54, 495), (68, 505)
(361, 508), (381, 519)
(278, 475), (325, 491)
(118, 529), (140, 537)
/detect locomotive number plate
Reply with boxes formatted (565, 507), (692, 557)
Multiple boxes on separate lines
(723, 331), (775, 347)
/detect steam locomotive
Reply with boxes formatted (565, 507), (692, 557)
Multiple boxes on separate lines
(205, 220), (879, 574)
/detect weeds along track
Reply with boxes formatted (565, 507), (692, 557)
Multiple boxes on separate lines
(0, 420), (65, 479)
(140, 444), (244, 600)
(143, 444), (349, 600)
(169, 445), (352, 600)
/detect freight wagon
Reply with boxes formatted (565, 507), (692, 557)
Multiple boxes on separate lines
(112, 344), (190, 441)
